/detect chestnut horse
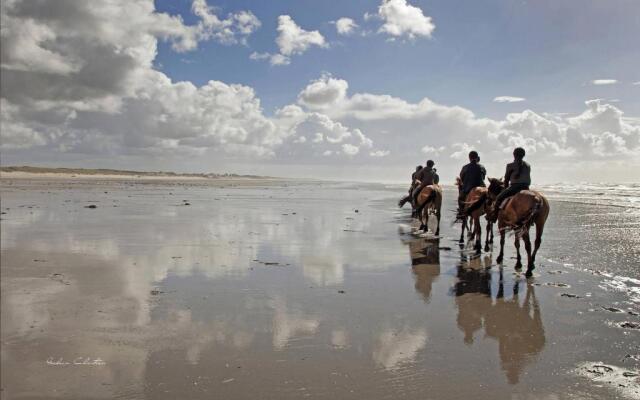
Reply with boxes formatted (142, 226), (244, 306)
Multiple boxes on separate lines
(414, 184), (442, 236)
(456, 178), (494, 252)
(487, 178), (550, 277)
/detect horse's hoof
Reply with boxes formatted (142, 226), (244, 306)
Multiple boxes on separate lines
(419, 224), (427, 231)
(435, 231), (440, 236)
(515, 262), (522, 270)
(459, 238), (464, 244)
(484, 245), (490, 252)
(496, 256), (503, 264)
(525, 270), (533, 278)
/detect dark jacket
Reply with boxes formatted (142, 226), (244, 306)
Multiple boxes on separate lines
(460, 162), (486, 193)
(415, 167), (436, 185)
(505, 160), (531, 186)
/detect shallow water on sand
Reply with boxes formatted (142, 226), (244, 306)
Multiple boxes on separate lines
(1, 179), (638, 399)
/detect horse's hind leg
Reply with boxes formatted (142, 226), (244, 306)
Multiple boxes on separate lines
(514, 236), (522, 269)
(435, 208), (441, 236)
(459, 217), (466, 243)
(532, 222), (544, 265)
(523, 231), (534, 277)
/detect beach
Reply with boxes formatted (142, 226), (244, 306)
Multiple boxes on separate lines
(1, 176), (638, 399)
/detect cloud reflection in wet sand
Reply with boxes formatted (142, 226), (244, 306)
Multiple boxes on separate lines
(2, 181), (638, 399)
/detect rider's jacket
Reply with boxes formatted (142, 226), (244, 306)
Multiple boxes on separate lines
(459, 162), (486, 193)
(415, 167), (436, 185)
(505, 160), (531, 186)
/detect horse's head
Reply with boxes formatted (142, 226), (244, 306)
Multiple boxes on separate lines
(487, 178), (504, 198)
(455, 176), (462, 188)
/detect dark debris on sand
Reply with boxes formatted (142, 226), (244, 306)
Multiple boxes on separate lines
(620, 321), (640, 329)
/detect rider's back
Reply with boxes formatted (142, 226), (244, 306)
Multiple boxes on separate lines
(506, 161), (531, 186)
(461, 162), (486, 193)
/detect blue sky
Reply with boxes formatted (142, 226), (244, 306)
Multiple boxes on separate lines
(154, 0), (640, 118)
(1, 0), (639, 182)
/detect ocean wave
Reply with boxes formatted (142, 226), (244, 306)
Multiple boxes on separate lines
(537, 183), (640, 209)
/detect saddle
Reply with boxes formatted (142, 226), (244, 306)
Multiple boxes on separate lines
(499, 190), (537, 209)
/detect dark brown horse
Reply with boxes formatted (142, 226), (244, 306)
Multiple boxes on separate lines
(487, 178), (550, 277)
(456, 178), (494, 252)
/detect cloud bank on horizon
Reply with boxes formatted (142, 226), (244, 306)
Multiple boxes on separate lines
(1, 0), (639, 182)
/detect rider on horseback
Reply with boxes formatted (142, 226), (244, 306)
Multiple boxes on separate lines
(489, 147), (531, 222)
(457, 151), (486, 218)
(398, 165), (423, 212)
(411, 160), (438, 207)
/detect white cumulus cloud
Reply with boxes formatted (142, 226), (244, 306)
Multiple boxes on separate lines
(335, 18), (358, 35)
(276, 15), (327, 56)
(377, 0), (435, 39)
(251, 15), (327, 66)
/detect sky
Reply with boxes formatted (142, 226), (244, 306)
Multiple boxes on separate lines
(1, 0), (639, 183)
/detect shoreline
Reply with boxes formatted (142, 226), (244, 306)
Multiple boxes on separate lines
(0, 166), (275, 181)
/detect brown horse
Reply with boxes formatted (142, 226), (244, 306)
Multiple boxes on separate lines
(414, 184), (442, 236)
(487, 178), (550, 277)
(463, 187), (494, 252)
(456, 178), (494, 252)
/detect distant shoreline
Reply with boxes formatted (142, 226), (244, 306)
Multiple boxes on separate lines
(0, 166), (274, 180)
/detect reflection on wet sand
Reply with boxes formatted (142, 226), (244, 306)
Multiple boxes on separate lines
(3, 180), (638, 399)
(453, 255), (546, 384)
(406, 237), (440, 303)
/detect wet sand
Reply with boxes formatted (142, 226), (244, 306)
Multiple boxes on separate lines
(1, 177), (638, 399)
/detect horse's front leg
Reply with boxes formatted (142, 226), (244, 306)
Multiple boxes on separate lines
(435, 208), (441, 236)
(474, 216), (482, 253)
(514, 236), (522, 269)
(490, 222), (494, 244)
(459, 216), (466, 243)
(484, 221), (492, 252)
(496, 225), (506, 264)
(419, 207), (428, 232)
(523, 231), (534, 277)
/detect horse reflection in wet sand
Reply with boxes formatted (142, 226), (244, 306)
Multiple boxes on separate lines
(453, 255), (546, 384)
(406, 237), (441, 303)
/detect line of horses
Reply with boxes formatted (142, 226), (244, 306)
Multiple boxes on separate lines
(399, 179), (550, 277)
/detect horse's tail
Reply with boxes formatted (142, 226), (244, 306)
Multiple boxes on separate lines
(398, 197), (408, 208)
(464, 193), (486, 216)
(415, 188), (436, 215)
(514, 195), (542, 239)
